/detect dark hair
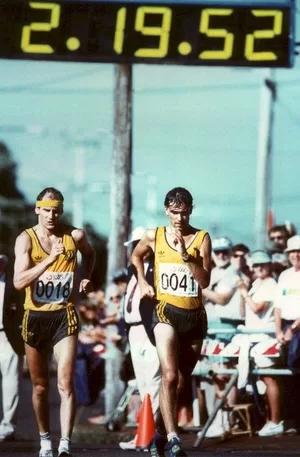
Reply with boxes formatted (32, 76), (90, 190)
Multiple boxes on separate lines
(164, 187), (193, 208)
(36, 187), (64, 202)
(112, 267), (128, 284)
(232, 243), (250, 254)
(268, 225), (289, 238)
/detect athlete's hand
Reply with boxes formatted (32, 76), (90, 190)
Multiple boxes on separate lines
(172, 229), (187, 255)
(139, 281), (155, 299)
(80, 279), (93, 294)
(48, 238), (65, 262)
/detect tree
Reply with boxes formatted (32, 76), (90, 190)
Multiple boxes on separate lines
(0, 141), (27, 256)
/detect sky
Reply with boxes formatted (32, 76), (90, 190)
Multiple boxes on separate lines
(0, 1), (300, 250)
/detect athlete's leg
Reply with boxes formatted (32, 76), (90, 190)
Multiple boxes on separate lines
(154, 323), (179, 434)
(25, 343), (51, 433)
(53, 334), (77, 439)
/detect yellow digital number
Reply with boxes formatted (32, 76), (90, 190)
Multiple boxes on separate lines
(134, 6), (172, 58)
(114, 7), (127, 54)
(21, 2), (61, 54)
(199, 9), (234, 60)
(245, 10), (283, 61)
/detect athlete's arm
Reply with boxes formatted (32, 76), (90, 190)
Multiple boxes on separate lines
(182, 232), (212, 289)
(131, 229), (155, 298)
(202, 287), (235, 305)
(13, 231), (61, 290)
(72, 228), (96, 293)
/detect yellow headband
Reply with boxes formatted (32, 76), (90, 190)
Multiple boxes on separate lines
(36, 200), (63, 208)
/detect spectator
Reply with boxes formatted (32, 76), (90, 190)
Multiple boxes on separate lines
(268, 225), (289, 252)
(119, 228), (161, 451)
(275, 235), (300, 432)
(0, 255), (24, 441)
(202, 239), (250, 438)
(238, 250), (283, 436)
(75, 301), (106, 407)
(231, 243), (251, 279)
(203, 238), (249, 336)
(267, 225), (290, 275)
(88, 283), (125, 425)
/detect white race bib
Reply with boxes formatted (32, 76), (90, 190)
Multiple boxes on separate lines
(159, 263), (198, 297)
(33, 271), (74, 304)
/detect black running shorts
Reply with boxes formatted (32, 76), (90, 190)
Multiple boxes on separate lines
(153, 302), (207, 341)
(22, 306), (79, 352)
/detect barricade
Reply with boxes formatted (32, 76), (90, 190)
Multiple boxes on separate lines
(192, 326), (297, 447)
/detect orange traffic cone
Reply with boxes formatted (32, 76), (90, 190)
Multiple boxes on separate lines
(135, 393), (155, 450)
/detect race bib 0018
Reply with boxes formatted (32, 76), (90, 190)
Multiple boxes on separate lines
(33, 271), (74, 304)
(159, 263), (198, 297)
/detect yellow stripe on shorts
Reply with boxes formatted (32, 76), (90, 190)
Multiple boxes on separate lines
(67, 306), (78, 335)
(157, 301), (170, 324)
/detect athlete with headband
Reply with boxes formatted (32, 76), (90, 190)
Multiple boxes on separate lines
(13, 187), (95, 457)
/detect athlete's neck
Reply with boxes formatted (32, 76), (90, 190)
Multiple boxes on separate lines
(166, 225), (193, 236)
(36, 224), (62, 238)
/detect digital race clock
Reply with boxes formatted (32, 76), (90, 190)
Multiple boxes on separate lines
(0, 0), (295, 67)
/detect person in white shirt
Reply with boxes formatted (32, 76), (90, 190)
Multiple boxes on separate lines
(274, 235), (300, 431)
(238, 250), (283, 437)
(202, 240), (250, 438)
(119, 228), (161, 451)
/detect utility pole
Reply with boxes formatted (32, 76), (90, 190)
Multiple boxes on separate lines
(254, 69), (276, 250)
(107, 64), (132, 281)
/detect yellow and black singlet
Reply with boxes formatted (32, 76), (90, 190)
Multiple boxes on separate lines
(154, 226), (207, 310)
(24, 227), (77, 311)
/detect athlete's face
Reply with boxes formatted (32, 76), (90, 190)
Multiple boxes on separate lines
(35, 199), (62, 230)
(165, 203), (192, 231)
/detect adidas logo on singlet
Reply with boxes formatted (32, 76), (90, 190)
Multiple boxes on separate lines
(34, 256), (42, 262)
(158, 250), (165, 256)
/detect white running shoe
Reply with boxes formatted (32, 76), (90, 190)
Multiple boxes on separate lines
(39, 451), (53, 457)
(258, 421), (284, 436)
(119, 437), (137, 450)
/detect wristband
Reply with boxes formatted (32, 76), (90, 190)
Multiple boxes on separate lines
(181, 252), (190, 262)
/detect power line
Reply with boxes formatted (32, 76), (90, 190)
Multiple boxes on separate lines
(1, 78), (300, 95)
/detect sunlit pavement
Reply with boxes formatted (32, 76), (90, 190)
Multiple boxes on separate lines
(1, 375), (300, 457)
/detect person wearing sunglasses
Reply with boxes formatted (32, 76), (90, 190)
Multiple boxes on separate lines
(238, 250), (283, 437)
(268, 225), (289, 253)
(201, 240), (251, 438)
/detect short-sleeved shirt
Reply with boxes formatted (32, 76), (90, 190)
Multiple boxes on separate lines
(246, 276), (277, 341)
(206, 265), (245, 321)
(274, 267), (300, 320)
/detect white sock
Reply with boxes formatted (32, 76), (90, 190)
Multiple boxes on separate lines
(167, 432), (179, 442)
(40, 432), (52, 452)
(58, 437), (71, 453)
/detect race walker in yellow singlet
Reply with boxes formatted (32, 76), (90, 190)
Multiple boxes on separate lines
(154, 226), (207, 310)
(24, 227), (77, 312)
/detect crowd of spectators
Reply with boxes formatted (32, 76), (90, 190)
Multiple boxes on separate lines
(200, 222), (300, 438)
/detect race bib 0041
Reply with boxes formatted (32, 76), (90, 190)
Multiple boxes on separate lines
(33, 271), (74, 304)
(159, 263), (198, 297)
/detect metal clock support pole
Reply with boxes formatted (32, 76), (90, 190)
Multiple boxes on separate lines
(107, 63), (133, 283)
(254, 68), (276, 250)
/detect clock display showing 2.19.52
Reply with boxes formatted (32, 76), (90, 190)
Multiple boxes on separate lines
(0, 0), (295, 67)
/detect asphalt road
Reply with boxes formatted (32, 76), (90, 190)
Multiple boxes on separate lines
(1, 374), (300, 457)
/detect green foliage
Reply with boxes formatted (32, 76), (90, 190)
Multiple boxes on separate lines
(0, 141), (27, 256)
